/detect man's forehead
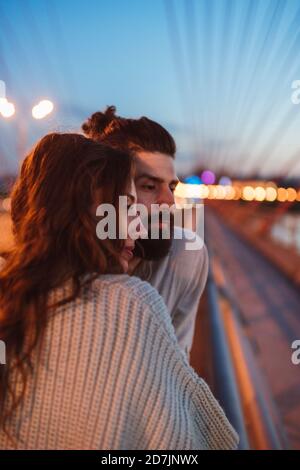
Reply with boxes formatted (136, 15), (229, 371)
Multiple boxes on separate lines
(135, 151), (177, 180)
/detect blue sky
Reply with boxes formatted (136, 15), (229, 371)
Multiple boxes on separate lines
(1, 0), (300, 178)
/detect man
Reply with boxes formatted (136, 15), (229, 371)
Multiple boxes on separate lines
(82, 106), (209, 360)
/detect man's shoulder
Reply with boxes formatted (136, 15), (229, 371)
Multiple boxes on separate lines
(133, 228), (209, 290)
(170, 227), (207, 262)
(151, 227), (209, 287)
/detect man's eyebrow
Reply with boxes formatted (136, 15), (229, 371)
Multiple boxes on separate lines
(136, 173), (179, 185)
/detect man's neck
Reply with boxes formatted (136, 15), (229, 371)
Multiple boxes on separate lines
(128, 256), (143, 275)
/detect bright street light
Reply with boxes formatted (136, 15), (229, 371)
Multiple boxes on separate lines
(0, 81), (54, 162)
(32, 100), (54, 120)
(0, 98), (15, 118)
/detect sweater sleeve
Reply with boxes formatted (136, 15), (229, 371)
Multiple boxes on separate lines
(100, 278), (239, 451)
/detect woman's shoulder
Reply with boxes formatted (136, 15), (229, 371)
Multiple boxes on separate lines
(92, 273), (160, 299)
(92, 273), (174, 332)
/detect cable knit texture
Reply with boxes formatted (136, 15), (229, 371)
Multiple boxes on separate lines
(0, 274), (239, 450)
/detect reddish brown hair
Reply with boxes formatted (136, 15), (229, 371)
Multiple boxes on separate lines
(82, 105), (176, 157)
(0, 132), (133, 437)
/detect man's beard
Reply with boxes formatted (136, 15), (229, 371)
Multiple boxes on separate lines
(133, 213), (174, 261)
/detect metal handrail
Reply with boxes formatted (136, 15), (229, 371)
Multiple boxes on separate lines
(206, 270), (250, 450)
(217, 280), (287, 449)
(206, 262), (286, 449)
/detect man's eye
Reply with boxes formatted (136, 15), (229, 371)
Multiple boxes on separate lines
(142, 184), (155, 191)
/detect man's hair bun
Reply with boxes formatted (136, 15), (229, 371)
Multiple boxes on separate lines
(82, 105), (117, 137)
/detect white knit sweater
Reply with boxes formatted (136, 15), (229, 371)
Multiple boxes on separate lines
(0, 274), (239, 450)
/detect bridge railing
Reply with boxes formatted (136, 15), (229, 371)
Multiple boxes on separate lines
(204, 257), (286, 449)
(206, 271), (250, 449)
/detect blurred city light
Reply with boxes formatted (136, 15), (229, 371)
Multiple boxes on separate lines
(254, 186), (266, 201)
(184, 175), (202, 185)
(201, 170), (216, 185)
(0, 80), (5, 99)
(174, 182), (300, 203)
(199, 185), (209, 199)
(242, 186), (255, 201)
(207, 185), (217, 199)
(277, 188), (288, 202)
(219, 176), (232, 186)
(287, 187), (297, 202)
(215, 185), (226, 199)
(265, 187), (277, 202)
(0, 98), (15, 118)
(32, 100), (54, 119)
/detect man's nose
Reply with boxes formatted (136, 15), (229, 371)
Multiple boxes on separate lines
(157, 187), (175, 206)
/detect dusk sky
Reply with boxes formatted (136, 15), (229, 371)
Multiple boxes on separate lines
(1, 0), (300, 177)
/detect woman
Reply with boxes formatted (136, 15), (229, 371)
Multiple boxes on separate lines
(0, 133), (238, 449)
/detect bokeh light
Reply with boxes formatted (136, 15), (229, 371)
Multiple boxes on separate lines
(201, 170), (216, 185)
(32, 100), (54, 120)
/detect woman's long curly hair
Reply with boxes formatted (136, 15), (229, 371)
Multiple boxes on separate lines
(0, 132), (133, 437)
